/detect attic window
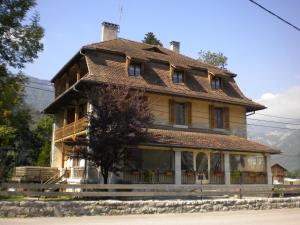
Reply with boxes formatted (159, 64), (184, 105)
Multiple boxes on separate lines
(129, 62), (141, 76)
(211, 77), (222, 89)
(172, 70), (184, 83)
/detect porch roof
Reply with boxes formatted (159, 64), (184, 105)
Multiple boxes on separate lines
(147, 128), (280, 154)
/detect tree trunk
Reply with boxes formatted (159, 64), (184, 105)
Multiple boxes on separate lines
(102, 168), (109, 184)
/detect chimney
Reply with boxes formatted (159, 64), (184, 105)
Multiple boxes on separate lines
(170, 41), (180, 53)
(101, 22), (119, 42)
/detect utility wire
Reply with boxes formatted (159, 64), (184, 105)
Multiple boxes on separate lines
(28, 80), (53, 86)
(24, 85), (300, 130)
(25, 85), (54, 93)
(248, 118), (300, 126)
(153, 108), (300, 130)
(251, 112), (300, 121)
(248, 0), (300, 32)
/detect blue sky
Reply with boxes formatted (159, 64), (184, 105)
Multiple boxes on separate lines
(23, 0), (300, 100)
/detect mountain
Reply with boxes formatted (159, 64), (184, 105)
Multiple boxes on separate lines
(248, 126), (300, 171)
(24, 76), (54, 119)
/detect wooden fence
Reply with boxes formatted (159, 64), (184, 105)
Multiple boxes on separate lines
(0, 183), (281, 198)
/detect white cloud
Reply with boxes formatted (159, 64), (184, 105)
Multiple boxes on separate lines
(253, 86), (300, 121)
(259, 93), (278, 100)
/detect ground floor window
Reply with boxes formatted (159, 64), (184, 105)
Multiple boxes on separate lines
(230, 154), (266, 184)
(181, 151), (193, 170)
(196, 153), (208, 180)
(124, 149), (175, 184)
(125, 149), (174, 171)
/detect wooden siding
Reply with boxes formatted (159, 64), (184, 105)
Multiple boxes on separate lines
(147, 93), (246, 135)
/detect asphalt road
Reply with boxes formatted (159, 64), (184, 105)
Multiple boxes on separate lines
(1, 208), (300, 225)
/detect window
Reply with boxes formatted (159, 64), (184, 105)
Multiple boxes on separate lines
(211, 77), (221, 89)
(215, 108), (224, 128)
(125, 149), (174, 171)
(169, 100), (192, 127)
(175, 103), (185, 125)
(172, 70), (184, 83)
(181, 152), (193, 171)
(209, 105), (229, 129)
(128, 62), (141, 76)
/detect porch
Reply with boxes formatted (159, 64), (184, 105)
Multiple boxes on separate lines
(120, 148), (270, 185)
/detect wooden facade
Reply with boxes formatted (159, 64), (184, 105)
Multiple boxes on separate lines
(45, 28), (279, 185)
(271, 163), (288, 184)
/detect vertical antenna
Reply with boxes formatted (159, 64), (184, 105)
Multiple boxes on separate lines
(118, 4), (123, 25)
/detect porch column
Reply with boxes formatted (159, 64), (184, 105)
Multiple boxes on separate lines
(50, 122), (56, 167)
(75, 101), (79, 122)
(85, 103), (93, 182)
(266, 154), (272, 185)
(224, 152), (231, 185)
(174, 150), (181, 185)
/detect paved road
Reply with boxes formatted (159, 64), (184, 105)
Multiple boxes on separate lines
(1, 208), (300, 225)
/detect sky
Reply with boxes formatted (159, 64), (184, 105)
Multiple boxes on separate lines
(21, 0), (300, 105)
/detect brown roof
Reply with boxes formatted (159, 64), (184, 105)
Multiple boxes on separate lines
(271, 163), (288, 171)
(81, 38), (264, 111)
(147, 128), (279, 154)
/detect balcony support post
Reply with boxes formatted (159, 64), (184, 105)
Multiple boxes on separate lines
(224, 152), (231, 185)
(174, 150), (181, 185)
(265, 153), (272, 185)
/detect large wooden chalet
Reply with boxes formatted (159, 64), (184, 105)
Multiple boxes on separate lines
(44, 22), (280, 185)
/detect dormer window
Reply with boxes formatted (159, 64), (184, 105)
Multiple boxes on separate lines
(172, 70), (184, 83)
(129, 62), (141, 76)
(211, 77), (222, 89)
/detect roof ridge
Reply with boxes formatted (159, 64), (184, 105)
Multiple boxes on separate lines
(119, 38), (235, 75)
(83, 38), (234, 75)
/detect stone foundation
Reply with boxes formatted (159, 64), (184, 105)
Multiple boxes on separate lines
(0, 197), (300, 218)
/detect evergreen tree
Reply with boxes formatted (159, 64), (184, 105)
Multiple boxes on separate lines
(142, 32), (163, 46)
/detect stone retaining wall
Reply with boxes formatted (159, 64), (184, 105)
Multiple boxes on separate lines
(1, 197), (300, 218)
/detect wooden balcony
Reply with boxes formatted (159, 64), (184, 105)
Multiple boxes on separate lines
(55, 116), (88, 141)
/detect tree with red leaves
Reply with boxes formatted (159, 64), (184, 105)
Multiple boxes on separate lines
(66, 83), (154, 184)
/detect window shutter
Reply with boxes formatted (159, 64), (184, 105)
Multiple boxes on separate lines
(170, 65), (174, 78)
(169, 99), (175, 125)
(224, 107), (230, 129)
(143, 95), (149, 103)
(126, 57), (131, 75)
(141, 62), (145, 76)
(183, 70), (186, 83)
(209, 105), (215, 129)
(185, 102), (192, 127)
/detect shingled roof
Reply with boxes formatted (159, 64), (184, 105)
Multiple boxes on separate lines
(147, 128), (279, 154)
(80, 38), (265, 111)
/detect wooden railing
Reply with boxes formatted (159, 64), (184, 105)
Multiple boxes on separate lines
(210, 172), (225, 184)
(72, 167), (85, 179)
(12, 167), (59, 183)
(123, 170), (175, 184)
(231, 171), (267, 184)
(55, 116), (88, 140)
(182, 171), (196, 184)
(0, 183), (276, 198)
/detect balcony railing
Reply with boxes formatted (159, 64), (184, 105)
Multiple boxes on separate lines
(182, 170), (196, 184)
(123, 170), (175, 184)
(70, 167), (85, 179)
(210, 171), (225, 184)
(230, 171), (267, 184)
(55, 116), (88, 140)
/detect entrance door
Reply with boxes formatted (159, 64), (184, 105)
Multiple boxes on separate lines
(196, 153), (208, 184)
